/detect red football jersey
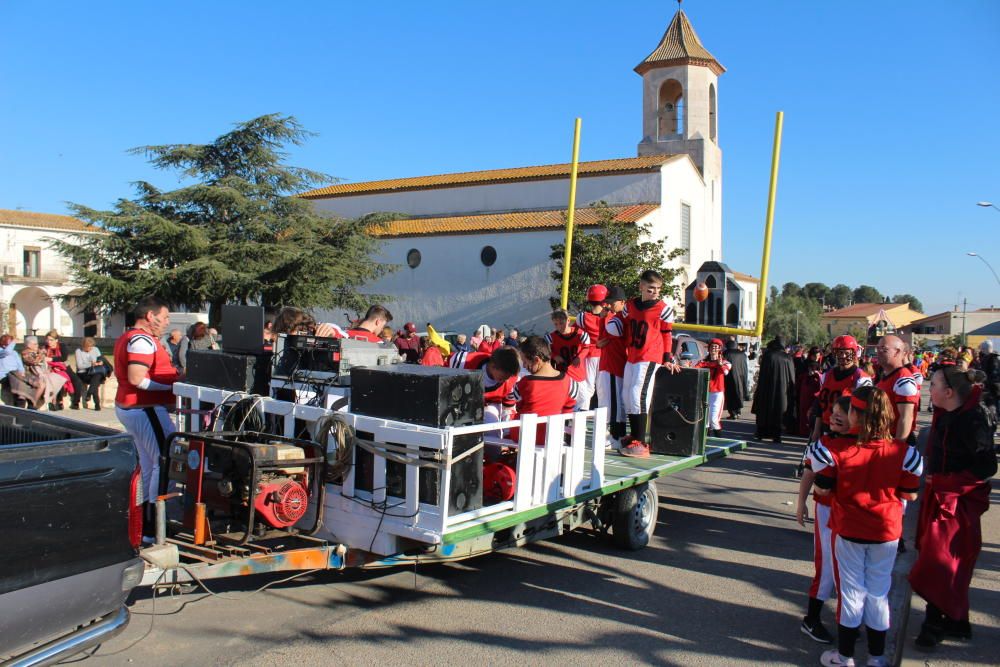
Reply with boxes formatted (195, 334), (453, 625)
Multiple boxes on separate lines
(876, 366), (920, 435)
(114, 328), (180, 408)
(802, 433), (856, 507)
(815, 366), (872, 427)
(545, 325), (591, 381)
(598, 314), (628, 376)
(449, 350), (517, 406)
(509, 373), (578, 445)
(813, 438), (923, 542)
(575, 311), (608, 359)
(346, 328), (381, 343)
(614, 298), (675, 364)
(696, 358), (731, 393)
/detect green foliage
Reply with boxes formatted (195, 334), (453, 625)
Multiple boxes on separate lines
(852, 285), (883, 305)
(802, 282), (831, 304)
(762, 292), (826, 346)
(549, 202), (684, 310)
(781, 282), (802, 298)
(892, 293), (924, 313)
(51, 114), (394, 323)
(938, 334), (964, 350)
(829, 284), (853, 309)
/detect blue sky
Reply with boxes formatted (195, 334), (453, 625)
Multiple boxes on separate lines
(2, 1), (998, 315)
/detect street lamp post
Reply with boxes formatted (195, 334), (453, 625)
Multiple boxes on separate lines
(977, 201), (1000, 212)
(967, 252), (1000, 288)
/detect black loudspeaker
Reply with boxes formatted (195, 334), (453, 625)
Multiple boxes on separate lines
(350, 365), (485, 515)
(186, 349), (271, 395)
(349, 365), (484, 428)
(650, 367), (708, 456)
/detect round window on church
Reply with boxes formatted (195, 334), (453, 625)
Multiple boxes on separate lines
(406, 248), (421, 269)
(480, 245), (497, 267)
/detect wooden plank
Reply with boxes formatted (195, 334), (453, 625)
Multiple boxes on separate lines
(541, 415), (565, 502)
(513, 414), (537, 511)
(566, 411), (587, 494)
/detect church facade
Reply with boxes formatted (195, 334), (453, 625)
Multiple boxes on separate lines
(304, 9), (755, 334)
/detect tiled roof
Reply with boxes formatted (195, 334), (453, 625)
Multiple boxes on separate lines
(300, 155), (682, 199)
(635, 9), (725, 76)
(368, 204), (658, 238)
(821, 303), (911, 319)
(732, 271), (760, 284)
(0, 209), (99, 233)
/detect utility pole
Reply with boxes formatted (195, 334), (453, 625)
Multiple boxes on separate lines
(961, 298), (968, 345)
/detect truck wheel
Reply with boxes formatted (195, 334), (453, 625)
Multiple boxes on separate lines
(612, 480), (658, 550)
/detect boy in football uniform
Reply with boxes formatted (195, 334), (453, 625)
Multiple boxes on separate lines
(607, 270), (681, 458)
(546, 308), (591, 388)
(449, 346), (521, 425)
(575, 284), (609, 411)
(597, 286), (629, 448)
(696, 338), (732, 436)
(509, 336), (578, 445)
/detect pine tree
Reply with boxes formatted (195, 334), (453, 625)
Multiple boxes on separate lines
(548, 202), (684, 310)
(52, 114), (393, 324)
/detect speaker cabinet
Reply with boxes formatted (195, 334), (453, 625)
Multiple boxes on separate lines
(650, 367), (708, 456)
(349, 365), (484, 428)
(186, 349), (271, 395)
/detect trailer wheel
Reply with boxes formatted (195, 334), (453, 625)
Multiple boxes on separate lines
(612, 480), (658, 550)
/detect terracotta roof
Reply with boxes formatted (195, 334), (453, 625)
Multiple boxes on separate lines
(368, 204), (658, 238)
(300, 155), (682, 199)
(635, 9), (725, 76)
(732, 271), (759, 284)
(821, 303), (911, 319)
(0, 209), (99, 233)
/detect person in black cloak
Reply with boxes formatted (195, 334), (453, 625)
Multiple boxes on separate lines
(752, 336), (796, 442)
(723, 338), (749, 419)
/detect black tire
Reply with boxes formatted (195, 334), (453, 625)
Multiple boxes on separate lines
(611, 480), (658, 550)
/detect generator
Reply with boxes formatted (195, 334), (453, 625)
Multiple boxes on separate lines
(166, 431), (325, 541)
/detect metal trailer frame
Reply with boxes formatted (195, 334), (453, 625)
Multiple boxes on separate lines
(139, 383), (745, 587)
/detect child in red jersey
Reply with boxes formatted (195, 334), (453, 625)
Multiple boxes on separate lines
(811, 386), (923, 667)
(546, 309), (591, 386)
(796, 396), (854, 645)
(597, 286), (629, 449)
(509, 336), (578, 445)
(449, 347), (521, 426)
(418, 336), (445, 366)
(575, 284), (609, 410)
(696, 338), (731, 437)
(607, 270), (681, 458)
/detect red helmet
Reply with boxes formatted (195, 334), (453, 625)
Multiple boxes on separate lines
(832, 335), (859, 351)
(586, 284), (608, 303)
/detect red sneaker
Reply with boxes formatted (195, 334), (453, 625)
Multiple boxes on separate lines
(619, 438), (650, 458)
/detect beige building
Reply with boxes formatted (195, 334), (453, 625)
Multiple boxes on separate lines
(910, 307), (1000, 347)
(820, 303), (925, 339)
(0, 209), (108, 338)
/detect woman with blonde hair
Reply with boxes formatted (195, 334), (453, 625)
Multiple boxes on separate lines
(21, 336), (65, 410)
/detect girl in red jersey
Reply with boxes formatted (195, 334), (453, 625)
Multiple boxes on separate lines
(546, 309), (591, 386)
(696, 338), (731, 437)
(509, 336), (578, 446)
(810, 386), (923, 667)
(796, 395), (854, 645)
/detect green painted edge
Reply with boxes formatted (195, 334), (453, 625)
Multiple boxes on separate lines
(442, 439), (747, 544)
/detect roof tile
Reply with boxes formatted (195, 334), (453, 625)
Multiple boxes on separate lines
(635, 9), (725, 75)
(0, 209), (98, 233)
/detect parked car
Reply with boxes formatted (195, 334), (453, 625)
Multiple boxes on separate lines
(0, 407), (144, 665)
(673, 333), (708, 366)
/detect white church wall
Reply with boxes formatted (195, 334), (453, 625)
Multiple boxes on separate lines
(654, 159), (715, 293)
(317, 230), (568, 336)
(311, 172), (661, 219)
(735, 277), (759, 330)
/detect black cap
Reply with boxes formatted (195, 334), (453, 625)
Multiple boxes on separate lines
(605, 285), (627, 302)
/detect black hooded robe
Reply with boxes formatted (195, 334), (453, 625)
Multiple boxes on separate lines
(723, 340), (749, 417)
(752, 337), (796, 440)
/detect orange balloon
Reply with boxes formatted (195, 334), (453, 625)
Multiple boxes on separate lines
(694, 282), (710, 302)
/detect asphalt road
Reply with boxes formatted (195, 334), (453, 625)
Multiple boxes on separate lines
(82, 411), (997, 666)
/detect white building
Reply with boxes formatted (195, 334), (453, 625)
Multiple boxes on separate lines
(304, 9), (751, 334)
(0, 209), (107, 338)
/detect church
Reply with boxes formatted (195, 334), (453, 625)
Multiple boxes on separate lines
(304, 9), (757, 334)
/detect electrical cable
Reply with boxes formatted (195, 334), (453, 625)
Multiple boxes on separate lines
(176, 565), (323, 601)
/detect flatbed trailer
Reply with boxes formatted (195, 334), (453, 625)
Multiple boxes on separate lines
(139, 383), (745, 587)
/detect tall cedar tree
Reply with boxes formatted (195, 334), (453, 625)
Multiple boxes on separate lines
(549, 202), (684, 310)
(52, 114), (394, 324)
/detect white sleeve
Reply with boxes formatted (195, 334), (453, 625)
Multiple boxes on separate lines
(902, 446), (924, 476)
(606, 317), (623, 337)
(807, 441), (836, 473)
(126, 334), (156, 355)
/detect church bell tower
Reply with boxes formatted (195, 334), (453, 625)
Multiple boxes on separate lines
(636, 7), (723, 186)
